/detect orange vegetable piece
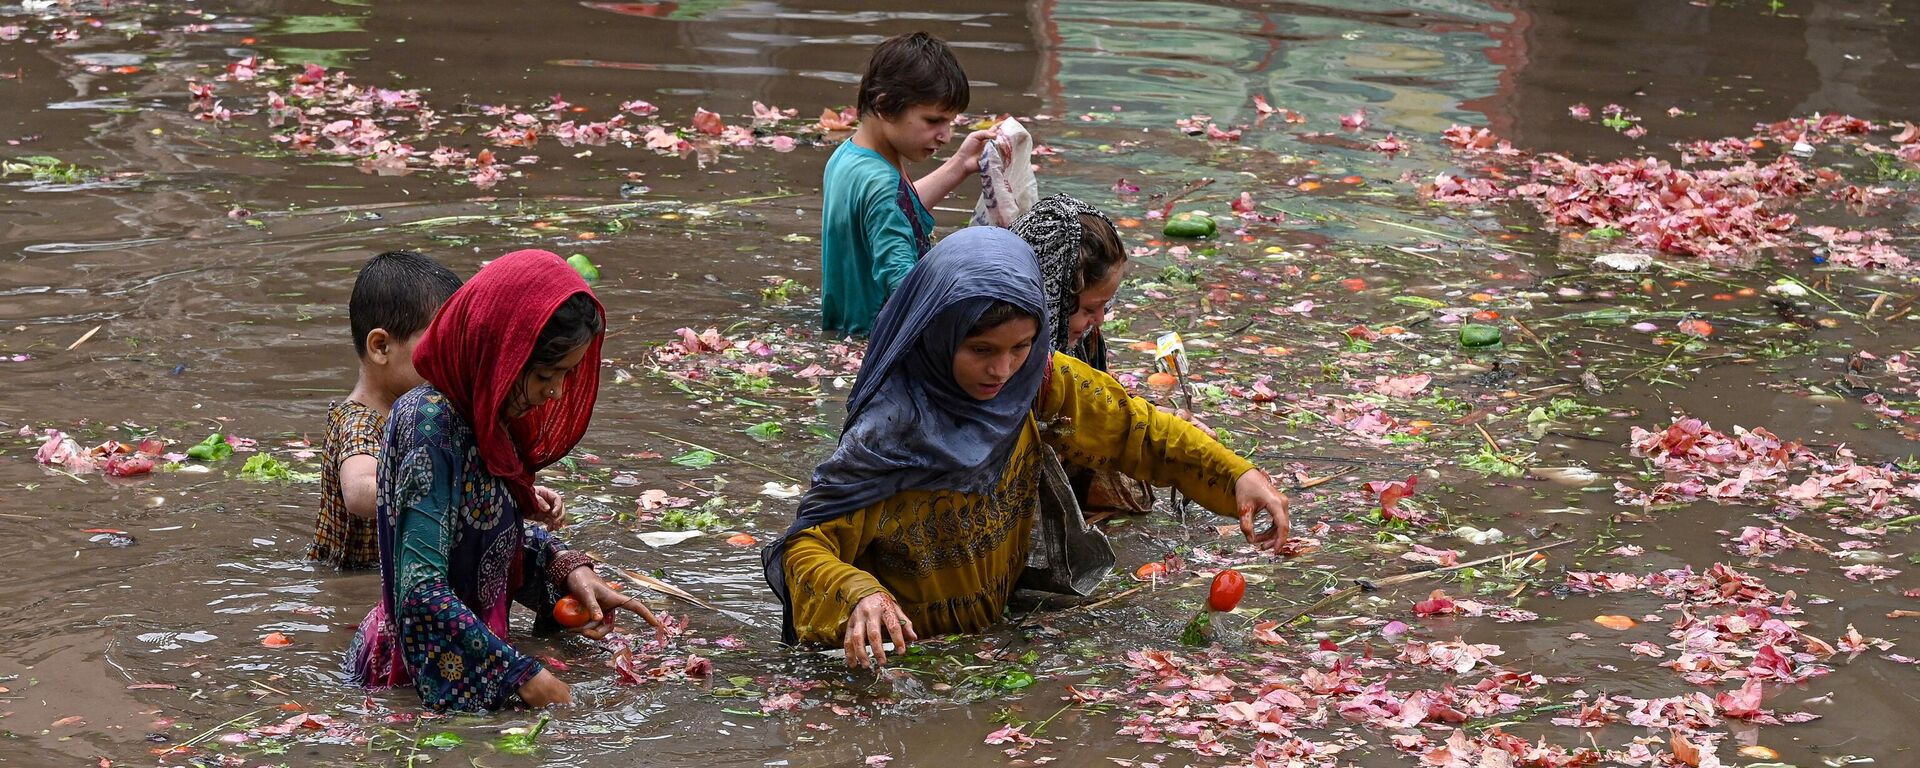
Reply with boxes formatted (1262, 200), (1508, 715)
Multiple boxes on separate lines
(726, 533), (758, 547)
(261, 632), (294, 648)
(1297, 181), (1321, 191)
(1340, 277), (1367, 291)
(1146, 372), (1179, 393)
(1593, 615), (1637, 630)
(1340, 175), (1363, 184)
(1711, 293), (1735, 301)
(1678, 318), (1714, 337)
(1471, 310), (1500, 321)
(1133, 562), (1167, 581)
(1468, 292), (1494, 302)
(1735, 287), (1758, 297)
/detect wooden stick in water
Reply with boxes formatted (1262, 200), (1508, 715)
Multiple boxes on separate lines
(1280, 539), (1573, 626)
(584, 551), (714, 610)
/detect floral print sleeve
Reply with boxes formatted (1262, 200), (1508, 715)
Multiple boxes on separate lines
(390, 443), (543, 711)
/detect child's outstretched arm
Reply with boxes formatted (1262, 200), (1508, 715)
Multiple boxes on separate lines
(340, 454), (379, 520)
(911, 128), (996, 209)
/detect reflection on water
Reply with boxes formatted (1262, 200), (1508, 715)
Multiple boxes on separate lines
(1032, 0), (1511, 135)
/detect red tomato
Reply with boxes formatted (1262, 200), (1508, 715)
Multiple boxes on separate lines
(1209, 569), (1247, 612)
(552, 596), (593, 628)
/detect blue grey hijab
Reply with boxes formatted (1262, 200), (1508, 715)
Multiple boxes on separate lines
(763, 227), (1051, 643)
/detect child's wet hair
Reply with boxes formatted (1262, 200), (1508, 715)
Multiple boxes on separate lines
(1076, 212), (1127, 289)
(857, 31), (969, 120)
(528, 292), (603, 369)
(965, 300), (1036, 338)
(349, 250), (462, 357)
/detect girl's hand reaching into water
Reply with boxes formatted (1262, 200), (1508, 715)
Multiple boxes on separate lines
(842, 591), (917, 669)
(1233, 469), (1292, 555)
(528, 486), (566, 530)
(562, 566), (671, 640)
(519, 668), (571, 708)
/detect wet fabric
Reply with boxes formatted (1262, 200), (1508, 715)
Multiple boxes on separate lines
(343, 386), (570, 711)
(308, 398), (384, 569)
(820, 141), (934, 335)
(781, 353), (1254, 643)
(971, 117), (1038, 228)
(766, 226), (1049, 642)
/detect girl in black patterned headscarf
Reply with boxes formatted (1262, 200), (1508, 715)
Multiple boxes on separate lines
(1010, 195), (1155, 514)
(1009, 194), (1129, 372)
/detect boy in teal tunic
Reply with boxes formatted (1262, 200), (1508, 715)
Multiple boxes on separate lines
(820, 32), (996, 335)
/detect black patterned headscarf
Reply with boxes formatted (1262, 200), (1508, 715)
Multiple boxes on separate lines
(1011, 194), (1115, 368)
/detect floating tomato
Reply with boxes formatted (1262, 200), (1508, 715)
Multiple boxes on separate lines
(552, 596), (593, 628)
(1133, 562), (1168, 581)
(1208, 569), (1246, 612)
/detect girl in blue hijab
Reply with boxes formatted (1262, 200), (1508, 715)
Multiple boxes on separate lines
(763, 227), (1292, 667)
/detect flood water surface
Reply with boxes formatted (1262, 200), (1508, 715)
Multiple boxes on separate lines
(2, 0), (1918, 766)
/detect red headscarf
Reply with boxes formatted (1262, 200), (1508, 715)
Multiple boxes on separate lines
(412, 249), (603, 516)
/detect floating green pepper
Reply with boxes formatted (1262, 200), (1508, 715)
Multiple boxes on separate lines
(186, 433), (233, 462)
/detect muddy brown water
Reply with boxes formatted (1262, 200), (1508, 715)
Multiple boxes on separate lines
(3, 0), (1918, 766)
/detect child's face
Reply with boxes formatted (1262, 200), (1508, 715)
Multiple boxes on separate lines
(1069, 261), (1128, 344)
(878, 104), (958, 164)
(506, 343), (591, 419)
(364, 328), (427, 400)
(950, 317), (1038, 401)
(383, 333), (427, 396)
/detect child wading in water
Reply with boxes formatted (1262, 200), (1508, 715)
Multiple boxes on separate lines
(819, 31), (1000, 335)
(309, 251), (462, 570)
(765, 228), (1292, 668)
(345, 249), (664, 711)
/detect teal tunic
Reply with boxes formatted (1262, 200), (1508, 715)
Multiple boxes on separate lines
(819, 141), (933, 335)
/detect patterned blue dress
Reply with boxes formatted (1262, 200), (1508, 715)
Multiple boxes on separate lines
(344, 385), (571, 711)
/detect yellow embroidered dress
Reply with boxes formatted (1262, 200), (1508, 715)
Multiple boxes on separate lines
(782, 352), (1253, 644)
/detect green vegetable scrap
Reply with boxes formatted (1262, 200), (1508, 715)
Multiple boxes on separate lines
(241, 453), (317, 482)
(186, 433), (234, 462)
(1179, 611), (1214, 647)
(494, 713), (551, 756)
(1459, 324), (1503, 348)
(567, 253), (600, 281)
(1162, 211), (1218, 239)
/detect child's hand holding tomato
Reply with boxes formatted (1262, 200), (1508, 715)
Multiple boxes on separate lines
(558, 565), (671, 640)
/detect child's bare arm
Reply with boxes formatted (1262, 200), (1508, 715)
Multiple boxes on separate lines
(911, 129), (996, 208)
(340, 454), (380, 520)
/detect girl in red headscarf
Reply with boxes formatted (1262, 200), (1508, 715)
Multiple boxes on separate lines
(345, 249), (663, 711)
